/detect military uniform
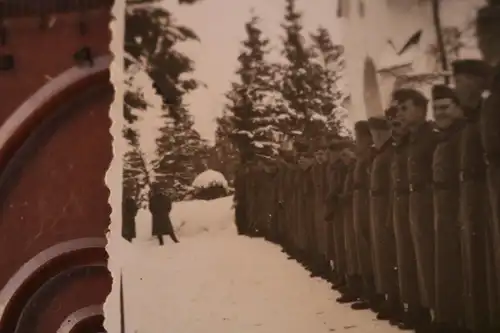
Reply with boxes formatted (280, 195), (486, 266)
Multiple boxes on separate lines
(481, 66), (500, 330)
(431, 85), (466, 327)
(452, 59), (492, 332)
(312, 158), (330, 276)
(391, 133), (420, 308)
(478, 6), (500, 326)
(369, 119), (398, 299)
(407, 120), (438, 309)
(352, 121), (377, 306)
(326, 159), (348, 283)
(343, 161), (359, 280)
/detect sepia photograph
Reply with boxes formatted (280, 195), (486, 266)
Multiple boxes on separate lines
(109, 0), (500, 332)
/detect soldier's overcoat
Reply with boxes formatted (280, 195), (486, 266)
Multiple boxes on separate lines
(432, 120), (465, 324)
(370, 138), (398, 295)
(459, 110), (490, 331)
(407, 122), (438, 307)
(391, 135), (420, 305)
(353, 149), (374, 279)
(481, 67), (500, 329)
(343, 162), (359, 276)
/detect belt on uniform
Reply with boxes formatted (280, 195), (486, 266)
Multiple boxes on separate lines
(394, 187), (410, 195)
(485, 152), (500, 167)
(433, 180), (459, 191)
(459, 169), (486, 182)
(370, 189), (389, 197)
(353, 184), (368, 191)
(409, 182), (430, 193)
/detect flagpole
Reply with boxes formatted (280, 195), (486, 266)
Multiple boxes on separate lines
(431, 0), (450, 84)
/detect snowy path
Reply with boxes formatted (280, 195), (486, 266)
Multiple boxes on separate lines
(120, 197), (400, 333)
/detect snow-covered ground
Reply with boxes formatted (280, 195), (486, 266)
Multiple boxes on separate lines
(119, 196), (400, 333)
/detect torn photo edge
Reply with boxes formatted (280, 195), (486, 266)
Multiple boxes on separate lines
(103, 0), (126, 332)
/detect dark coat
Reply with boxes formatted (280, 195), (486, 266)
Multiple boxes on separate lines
(459, 113), (490, 331)
(481, 79), (500, 330)
(407, 121), (438, 307)
(326, 162), (348, 276)
(343, 163), (359, 276)
(432, 120), (465, 323)
(122, 196), (139, 241)
(370, 137), (398, 295)
(353, 149), (374, 278)
(391, 135), (420, 305)
(149, 192), (174, 236)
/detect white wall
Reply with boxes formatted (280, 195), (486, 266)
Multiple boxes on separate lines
(339, 0), (487, 124)
(340, 0), (436, 123)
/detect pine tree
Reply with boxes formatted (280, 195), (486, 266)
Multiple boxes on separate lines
(279, 0), (322, 149)
(154, 110), (210, 200)
(125, 0), (201, 122)
(224, 12), (284, 163)
(124, 0), (206, 198)
(309, 26), (348, 138)
(213, 111), (239, 182)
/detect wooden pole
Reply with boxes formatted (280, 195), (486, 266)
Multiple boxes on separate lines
(431, 0), (449, 84)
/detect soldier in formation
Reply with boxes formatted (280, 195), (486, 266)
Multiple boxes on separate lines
(233, 4), (500, 333)
(368, 114), (402, 322)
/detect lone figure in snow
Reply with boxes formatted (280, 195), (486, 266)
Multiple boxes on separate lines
(149, 183), (179, 245)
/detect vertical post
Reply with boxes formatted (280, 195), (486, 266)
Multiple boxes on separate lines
(431, 0), (449, 84)
(119, 270), (125, 333)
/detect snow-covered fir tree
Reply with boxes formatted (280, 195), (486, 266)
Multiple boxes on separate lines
(279, 0), (326, 150)
(125, 0), (201, 122)
(213, 110), (239, 183)
(308, 26), (349, 139)
(125, 0), (209, 199)
(154, 110), (211, 200)
(223, 13), (286, 163)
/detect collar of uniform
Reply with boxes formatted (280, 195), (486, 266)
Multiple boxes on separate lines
(377, 136), (394, 153)
(409, 121), (428, 143)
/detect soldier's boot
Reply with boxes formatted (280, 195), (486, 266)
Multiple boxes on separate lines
(330, 275), (346, 290)
(376, 295), (404, 321)
(336, 290), (359, 304)
(398, 306), (431, 331)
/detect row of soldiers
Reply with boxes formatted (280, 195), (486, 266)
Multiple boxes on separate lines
(234, 56), (500, 333)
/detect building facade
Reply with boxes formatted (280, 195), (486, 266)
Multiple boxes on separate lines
(0, 1), (113, 332)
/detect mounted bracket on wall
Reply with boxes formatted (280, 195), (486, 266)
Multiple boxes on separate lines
(73, 46), (94, 67)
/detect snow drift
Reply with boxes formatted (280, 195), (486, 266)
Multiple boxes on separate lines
(192, 169), (229, 190)
(171, 196), (235, 237)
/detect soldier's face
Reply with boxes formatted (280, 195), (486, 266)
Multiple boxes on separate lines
(397, 99), (425, 128)
(433, 98), (463, 129)
(454, 74), (486, 108)
(340, 149), (354, 164)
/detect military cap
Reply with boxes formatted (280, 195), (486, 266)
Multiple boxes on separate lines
(391, 88), (428, 107)
(477, 3), (500, 28)
(431, 84), (457, 101)
(329, 139), (353, 151)
(367, 116), (390, 130)
(385, 106), (398, 120)
(354, 120), (371, 137)
(451, 59), (491, 78)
